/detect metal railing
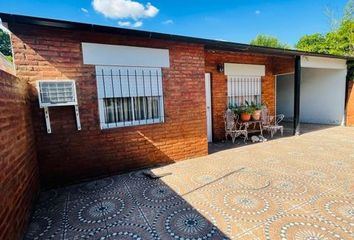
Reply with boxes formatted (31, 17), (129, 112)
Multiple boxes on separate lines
(227, 76), (262, 107)
(95, 66), (164, 128)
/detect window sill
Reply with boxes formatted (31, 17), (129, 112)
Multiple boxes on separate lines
(100, 119), (165, 130)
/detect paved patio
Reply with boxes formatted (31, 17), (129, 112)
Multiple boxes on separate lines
(25, 125), (354, 239)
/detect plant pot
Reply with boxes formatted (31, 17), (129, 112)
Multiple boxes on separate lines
(252, 110), (261, 121)
(240, 113), (251, 122)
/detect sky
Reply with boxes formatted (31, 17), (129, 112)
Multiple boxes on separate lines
(0, 0), (349, 46)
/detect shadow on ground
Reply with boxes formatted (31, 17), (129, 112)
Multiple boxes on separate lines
(24, 169), (230, 239)
(25, 123), (353, 239)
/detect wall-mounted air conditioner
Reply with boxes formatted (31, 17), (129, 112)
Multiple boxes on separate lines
(37, 80), (78, 107)
(37, 80), (81, 133)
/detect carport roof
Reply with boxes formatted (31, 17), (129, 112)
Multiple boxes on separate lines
(0, 12), (352, 61)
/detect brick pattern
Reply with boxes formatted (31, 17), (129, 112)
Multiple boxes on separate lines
(271, 56), (295, 75)
(205, 50), (294, 141)
(0, 70), (39, 240)
(10, 23), (208, 188)
(346, 81), (354, 126)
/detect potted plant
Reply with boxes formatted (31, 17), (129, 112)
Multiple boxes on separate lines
(239, 104), (255, 122)
(229, 104), (240, 116)
(250, 102), (264, 121)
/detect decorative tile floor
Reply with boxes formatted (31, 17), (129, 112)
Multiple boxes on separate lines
(25, 125), (354, 239)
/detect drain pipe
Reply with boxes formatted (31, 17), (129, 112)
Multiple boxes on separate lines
(293, 56), (301, 136)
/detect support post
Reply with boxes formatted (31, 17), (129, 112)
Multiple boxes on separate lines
(75, 105), (81, 131)
(44, 107), (51, 134)
(293, 56), (301, 135)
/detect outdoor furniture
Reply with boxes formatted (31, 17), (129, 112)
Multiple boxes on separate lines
(238, 120), (263, 137)
(261, 107), (285, 138)
(224, 109), (248, 143)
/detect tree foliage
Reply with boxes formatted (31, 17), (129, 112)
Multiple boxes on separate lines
(296, 0), (354, 80)
(250, 34), (290, 49)
(295, 20), (353, 57)
(296, 0), (354, 57)
(0, 28), (12, 57)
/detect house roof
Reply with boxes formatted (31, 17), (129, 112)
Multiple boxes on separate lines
(0, 12), (352, 61)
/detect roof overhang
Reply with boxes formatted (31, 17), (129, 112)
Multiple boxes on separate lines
(0, 12), (352, 61)
(301, 56), (347, 69)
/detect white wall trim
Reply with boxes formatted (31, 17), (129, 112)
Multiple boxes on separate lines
(276, 68), (347, 125)
(275, 72), (295, 76)
(224, 63), (265, 76)
(0, 22), (9, 31)
(82, 43), (170, 67)
(301, 56), (347, 69)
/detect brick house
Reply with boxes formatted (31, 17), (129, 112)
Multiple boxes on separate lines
(0, 13), (352, 239)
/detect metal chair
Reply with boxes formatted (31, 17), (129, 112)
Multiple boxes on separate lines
(261, 107), (284, 138)
(224, 109), (248, 143)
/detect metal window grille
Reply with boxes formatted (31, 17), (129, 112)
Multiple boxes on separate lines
(227, 76), (262, 107)
(95, 66), (164, 129)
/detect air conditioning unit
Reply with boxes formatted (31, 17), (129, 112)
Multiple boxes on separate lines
(37, 80), (78, 107)
(36, 80), (81, 133)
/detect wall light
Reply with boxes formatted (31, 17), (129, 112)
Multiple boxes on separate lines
(217, 63), (224, 73)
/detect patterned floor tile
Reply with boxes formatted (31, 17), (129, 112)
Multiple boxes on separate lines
(263, 213), (353, 240)
(64, 198), (107, 236)
(37, 187), (69, 206)
(105, 222), (155, 239)
(24, 201), (66, 240)
(127, 181), (186, 210)
(24, 125), (354, 239)
(309, 193), (354, 236)
(202, 188), (283, 225)
(151, 203), (230, 239)
(184, 199), (244, 239)
(63, 228), (109, 240)
(98, 192), (138, 226)
(66, 177), (117, 201)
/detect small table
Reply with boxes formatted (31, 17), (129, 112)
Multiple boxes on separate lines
(239, 120), (263, 137)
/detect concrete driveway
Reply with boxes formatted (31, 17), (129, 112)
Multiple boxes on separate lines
(25, 125), (354, 239)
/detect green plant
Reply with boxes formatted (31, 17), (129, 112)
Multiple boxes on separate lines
(228, 104), (240, 115)
(250, 34), (291, 49)
(0, 28), (12, 57)
(250, 101), (264, 111)
(4, 55), (12, 63)
(295, 0), (354, 57)
(239, 102), (255, 115)
(229, 102), (261, 115)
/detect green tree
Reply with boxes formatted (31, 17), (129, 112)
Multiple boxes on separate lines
(0, 28), (12, 57)
(296, 0), (354, 80)
(296, 0), (354, 57)
(295, 33), (327, 53)
(296, 20), (353, 57)
(250, 34), (291, 49)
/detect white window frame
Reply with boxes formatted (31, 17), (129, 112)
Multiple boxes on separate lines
(227, 75), (262, 107)
(95, 66), (165, 129)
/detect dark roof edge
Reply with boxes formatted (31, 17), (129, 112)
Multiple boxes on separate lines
(0, 12), (352, 61)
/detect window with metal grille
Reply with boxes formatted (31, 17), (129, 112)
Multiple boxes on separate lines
(95, 66), (164, 129)
(227, 76), (262, 107)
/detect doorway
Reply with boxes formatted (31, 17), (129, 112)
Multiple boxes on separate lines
(205, 73), (213, 142)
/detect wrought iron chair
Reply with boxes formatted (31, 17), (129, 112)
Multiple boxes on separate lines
(224, 109), (248, 143)
(261, 107), (285, 138)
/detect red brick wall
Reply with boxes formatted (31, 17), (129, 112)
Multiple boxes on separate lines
(205, 50), (294, 141)
(0, 70), (39, 240)
(272, 56), (295, 75)
(10, 23), (207, 188)
(346, 81), (354, 126)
